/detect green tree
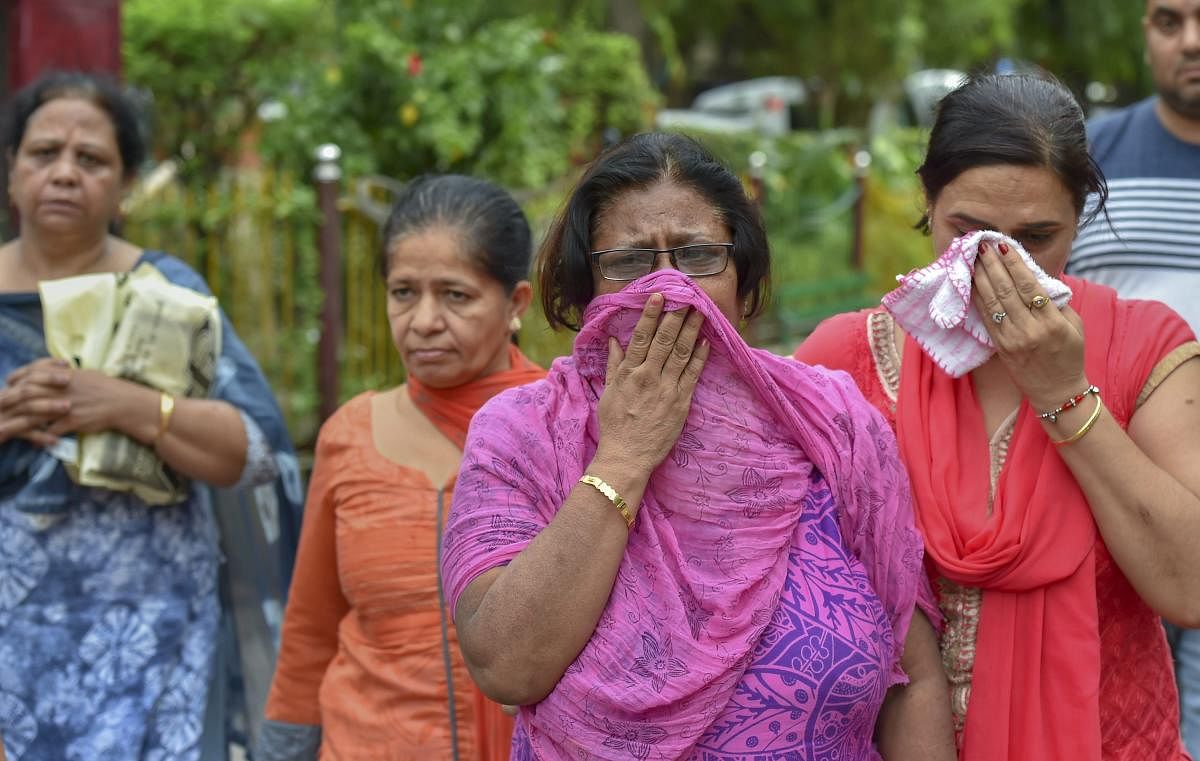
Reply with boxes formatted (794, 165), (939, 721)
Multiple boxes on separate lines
(482, 0), (1152, 123)
(1013, 0), (1149, 95)
(123, 0), (323, 183)
(256, 8), (659, 189)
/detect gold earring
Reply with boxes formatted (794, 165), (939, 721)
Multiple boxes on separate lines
(509, 316), (522, 332)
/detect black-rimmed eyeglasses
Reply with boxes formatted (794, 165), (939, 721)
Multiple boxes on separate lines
(590, 243), (733, 281)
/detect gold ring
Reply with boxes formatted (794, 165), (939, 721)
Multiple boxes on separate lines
(1028, 295), (1050, 310)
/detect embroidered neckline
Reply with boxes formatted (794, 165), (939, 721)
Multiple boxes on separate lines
(867, 311), (901, 410)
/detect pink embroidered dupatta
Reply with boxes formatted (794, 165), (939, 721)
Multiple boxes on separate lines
(442, 270), (928, 760)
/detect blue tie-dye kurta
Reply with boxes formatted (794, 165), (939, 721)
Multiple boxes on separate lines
(0, 251), (302, 759)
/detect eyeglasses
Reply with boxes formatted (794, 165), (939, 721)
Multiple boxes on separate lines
(590, 243), (734, 281)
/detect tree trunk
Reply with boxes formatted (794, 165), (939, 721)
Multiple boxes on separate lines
(606, 0), (647, 40)
(606, 0), (660, 87)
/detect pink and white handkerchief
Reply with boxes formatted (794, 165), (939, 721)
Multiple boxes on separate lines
(881, 230), (1072, 377)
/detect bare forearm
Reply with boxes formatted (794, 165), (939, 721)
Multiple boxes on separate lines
(113, 383), (248, 486)
(1051, 404), (1200, 624)
(458, 454), (647, 705)
(876, 677), (956, 761)
(875, 612), (955, 761)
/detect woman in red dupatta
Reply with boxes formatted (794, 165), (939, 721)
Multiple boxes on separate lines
(796, 74), (1200, 761)
(259, 175), (543, 761)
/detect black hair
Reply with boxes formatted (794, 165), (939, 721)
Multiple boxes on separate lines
(537, 131), (770, 331)
(2, 70), (146, 177)
(916, 73), (1108, 233)
(380, 174), (532, 294)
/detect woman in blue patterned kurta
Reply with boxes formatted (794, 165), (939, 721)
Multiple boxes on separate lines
(0, 73), (302, 759)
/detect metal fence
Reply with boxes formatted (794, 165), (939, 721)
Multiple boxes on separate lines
(123, 164), (398, 445)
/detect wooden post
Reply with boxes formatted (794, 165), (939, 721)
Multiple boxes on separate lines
(314, 143), (343, 423)
(850, 148), (871, 272)
(748, 149), (768, 212)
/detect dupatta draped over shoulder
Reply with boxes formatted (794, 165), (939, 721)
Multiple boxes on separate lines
(896, 276), (1196, 761)
(441, 270), (930, 760)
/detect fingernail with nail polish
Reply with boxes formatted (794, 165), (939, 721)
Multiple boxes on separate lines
(999, 243), (1010, 256)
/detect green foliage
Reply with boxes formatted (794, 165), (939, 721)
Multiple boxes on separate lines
(1013, 0), (1149, 92)
(913, 0), (1023, 73)
(257, 13), (658, 189)
(492, 0), (1153, 124)
(122, 0), (323, 182)
(861, 129), (932, 295)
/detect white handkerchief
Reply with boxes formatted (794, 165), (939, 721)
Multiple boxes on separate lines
(881, 230), (1072, 377)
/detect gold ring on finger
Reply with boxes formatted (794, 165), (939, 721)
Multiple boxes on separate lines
(1028, 295), (1050, 310)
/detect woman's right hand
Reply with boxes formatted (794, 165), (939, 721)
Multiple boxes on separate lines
(593, 293), (710, 477)
(454, 293), (711, 704)
(0, 359), (72, 447)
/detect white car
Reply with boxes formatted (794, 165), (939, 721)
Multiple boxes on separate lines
(655, 76), (807, 136)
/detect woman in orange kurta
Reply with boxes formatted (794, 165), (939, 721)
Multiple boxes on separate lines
(258, 175), (544, 760)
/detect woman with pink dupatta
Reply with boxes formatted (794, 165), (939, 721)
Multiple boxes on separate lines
(796, 74), (1200, 761)
(440, 133), (956, 760)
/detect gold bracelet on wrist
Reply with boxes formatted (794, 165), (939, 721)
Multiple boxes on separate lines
(151, 393), (176, 447)
(1052, 394), (1103, 447)
(579, 474), (635, 529)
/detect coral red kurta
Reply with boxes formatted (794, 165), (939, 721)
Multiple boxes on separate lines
(794, 285), (1198, 761)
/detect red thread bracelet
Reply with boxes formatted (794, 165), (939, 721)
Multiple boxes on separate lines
(1037, 384), (1100, 424)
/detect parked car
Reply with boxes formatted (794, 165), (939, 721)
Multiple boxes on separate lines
(868, 68), (968, 134)
(660, 70), (971, 137)
(902, 69), (968, 126)
(655, 76), (808, 136)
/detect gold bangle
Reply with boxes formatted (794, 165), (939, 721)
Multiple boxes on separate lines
(580, 474), (634, 528)
(152, 393), (176, 447)
(1052, 394), (1103, 447)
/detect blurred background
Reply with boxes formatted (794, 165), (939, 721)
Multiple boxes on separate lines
(1, 0), (1150, 446)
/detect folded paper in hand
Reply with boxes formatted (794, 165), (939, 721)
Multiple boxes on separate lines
(39, 263), (222, 504)
(880, 230), (1072, 377)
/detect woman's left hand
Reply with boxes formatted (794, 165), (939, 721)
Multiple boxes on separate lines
(971, 239), (1089, 409)
(3, 358), (145, 441)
